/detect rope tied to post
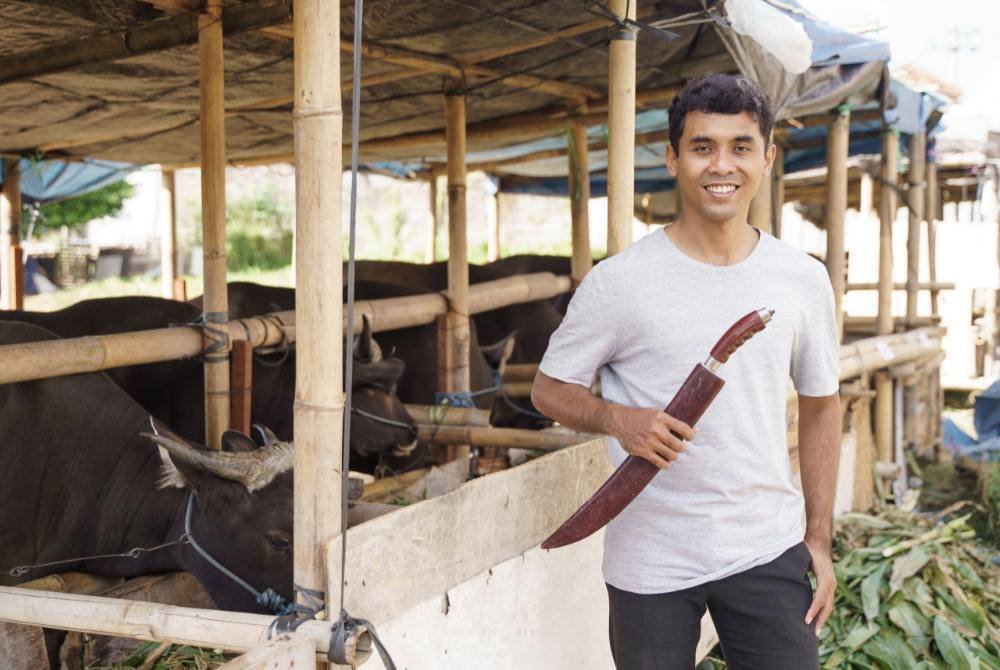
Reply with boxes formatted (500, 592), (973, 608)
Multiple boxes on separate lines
(185, 311), (231, 363)
(582, 0), (680, 42)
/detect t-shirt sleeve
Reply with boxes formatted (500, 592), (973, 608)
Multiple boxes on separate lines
(537, 267), (618, 388)
(790, 262), (841, 396)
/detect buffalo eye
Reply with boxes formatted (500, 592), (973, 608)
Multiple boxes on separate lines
(267, 534), (291, 553)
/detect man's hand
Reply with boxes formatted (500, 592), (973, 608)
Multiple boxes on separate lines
(611, 407), (695, 469)
(803, 535), (836, 637)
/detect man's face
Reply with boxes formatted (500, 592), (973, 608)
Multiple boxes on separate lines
(665, 110), (775, 225)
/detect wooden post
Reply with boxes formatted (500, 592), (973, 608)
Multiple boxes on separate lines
(568, 117), (592, 283)
(748, 133), (774, 234)
(161, 169), (178, 300)
(198, 0), (230, 450)
(825, 109), (850, 342)
(875, 130), (899, 470)
(425, 176), (438, 262)
(906, 129), (926, 327)
(229, 340), (253, 436)
(606, 0), (636, 256)
(487, 191), (500, 262)
(925, 152), (939, 317)
(773, 143), (785, 239)
(1, 159), (22, 310)
(293, 0), (344, 616)
(444, 90), (471, 462)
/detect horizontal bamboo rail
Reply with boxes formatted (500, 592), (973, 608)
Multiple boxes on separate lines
(404, 404), (491, 427)
(846, 282), (955, 292)
(0, 273), (570, 386)
(839, 327), (943, 381)
(502, 363), (538, 381)
(0, 586), (330, 658)
(415, 424), (595, 450)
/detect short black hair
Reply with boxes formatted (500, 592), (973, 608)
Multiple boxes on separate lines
(668, 74), (774, 153)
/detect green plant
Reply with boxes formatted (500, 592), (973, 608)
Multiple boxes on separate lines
(24, 180), (135, 236)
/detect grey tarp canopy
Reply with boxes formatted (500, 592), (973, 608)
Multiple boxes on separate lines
(0, 0), (884, 171)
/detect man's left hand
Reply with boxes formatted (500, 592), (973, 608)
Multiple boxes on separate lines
(803, 535), (836, 637)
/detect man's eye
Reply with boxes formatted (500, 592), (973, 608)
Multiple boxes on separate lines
(736, 145), (751, 152)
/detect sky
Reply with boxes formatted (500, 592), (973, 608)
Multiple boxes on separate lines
(797, 0), (1000, 141)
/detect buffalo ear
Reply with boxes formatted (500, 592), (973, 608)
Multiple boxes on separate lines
(221, 430), (257, 453)
(480, 330), (517, 375)
(353, 357), (405, 389)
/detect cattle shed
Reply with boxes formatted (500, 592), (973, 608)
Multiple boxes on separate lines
(0, 1), (950, 668)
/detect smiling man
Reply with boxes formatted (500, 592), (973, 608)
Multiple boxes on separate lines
(531, 74), (842, 669)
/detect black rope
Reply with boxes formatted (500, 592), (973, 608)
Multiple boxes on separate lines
(581, 0), (680, 42)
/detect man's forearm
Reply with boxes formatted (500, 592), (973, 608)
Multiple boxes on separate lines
(531, 374), (623, 437)
(798, 394), (842, 544)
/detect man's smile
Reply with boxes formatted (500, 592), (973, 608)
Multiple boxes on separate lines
(703, 183), (741, 198)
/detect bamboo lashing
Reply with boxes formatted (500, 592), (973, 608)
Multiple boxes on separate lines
(198, 0), (230, 450)
(605, 0), (637, 256)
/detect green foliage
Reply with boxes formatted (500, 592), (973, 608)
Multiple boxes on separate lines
(194, 186), (293, 272)
(24, 180), (134, 235)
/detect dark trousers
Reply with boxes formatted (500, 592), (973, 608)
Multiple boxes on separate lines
(607, 542), (818, 670)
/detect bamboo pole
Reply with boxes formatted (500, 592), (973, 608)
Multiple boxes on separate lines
(568, 117), (592, 284)
(846, 281), (954, 292)
(293, 0), (343, 620)
(1, 159), (22, 310)
(773, 143), (785, 239)
(160, 169), (178, 300)
(825, 109), (850, 341)
(229, 340), (253, 436)
(404, 404), (491, 427)
(503, 363), (539, 381)
(606, 0), (637, 256)
(906, 129), (926, 327)
(838, 327), (943, 381)
(425, 176), (438, 262)
(0, 273), (573, 387)
(859, 171), (874, 217)
(748, 164), (773, 234)
(198, 0), (230, 450)
(488, 191), (500, 262)
(0, 586), (332, 659)
(220, 636), (316, 670)
(416, 424), (595, 450)
(444, 90), (470, 463)
(925, 154), (939, 316)
(876, 130), (899, 466)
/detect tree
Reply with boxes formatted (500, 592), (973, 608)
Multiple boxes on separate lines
(22, 180), (135, 236)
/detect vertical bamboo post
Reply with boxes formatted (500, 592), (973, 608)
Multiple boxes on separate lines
(444, 90), (470, 462)
(198, 0), (230, 450)
(161, 169), (178, 300)
(825, 109), (850, 342)
(1, 159), (22, 310)
(606, 0), (636, 256)
(487, 191), (500, 262)
(425, 176), (438, 263)
(906, 129), (926, 327)
(875, 130), (899, 468)
(772, 143), (785, 239)
(294, 0), (343, 613)
(859, 171), (874, 219)
(568, 117), (592, 284)
(748, 170), (773, 233)
(925, 151), (939, 317)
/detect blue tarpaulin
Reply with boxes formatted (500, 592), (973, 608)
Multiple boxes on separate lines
(941, 379), (1000, 462)
(1, 158), (135, 206)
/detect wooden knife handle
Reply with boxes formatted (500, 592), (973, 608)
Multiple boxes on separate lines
(709, 308), (773, 364)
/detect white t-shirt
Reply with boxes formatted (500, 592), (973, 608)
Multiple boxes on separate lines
(538, 226), (840, 594)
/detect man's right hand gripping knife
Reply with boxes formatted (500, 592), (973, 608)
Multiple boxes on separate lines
(541, 308), (775, 550)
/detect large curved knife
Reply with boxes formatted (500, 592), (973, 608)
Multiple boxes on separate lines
(541, 308), (774, 550)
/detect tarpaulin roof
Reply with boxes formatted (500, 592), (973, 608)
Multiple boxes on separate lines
(1, 158), (135, 206)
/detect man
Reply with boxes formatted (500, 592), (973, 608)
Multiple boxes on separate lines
(531, 74), (841, 669)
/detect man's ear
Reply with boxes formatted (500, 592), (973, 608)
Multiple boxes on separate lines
(665, 144), (678, 177)
(763, 141), (777, 177)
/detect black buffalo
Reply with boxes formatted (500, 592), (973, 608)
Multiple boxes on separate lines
(0, 321), (296, 614)
(0, 297), (416, 470)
